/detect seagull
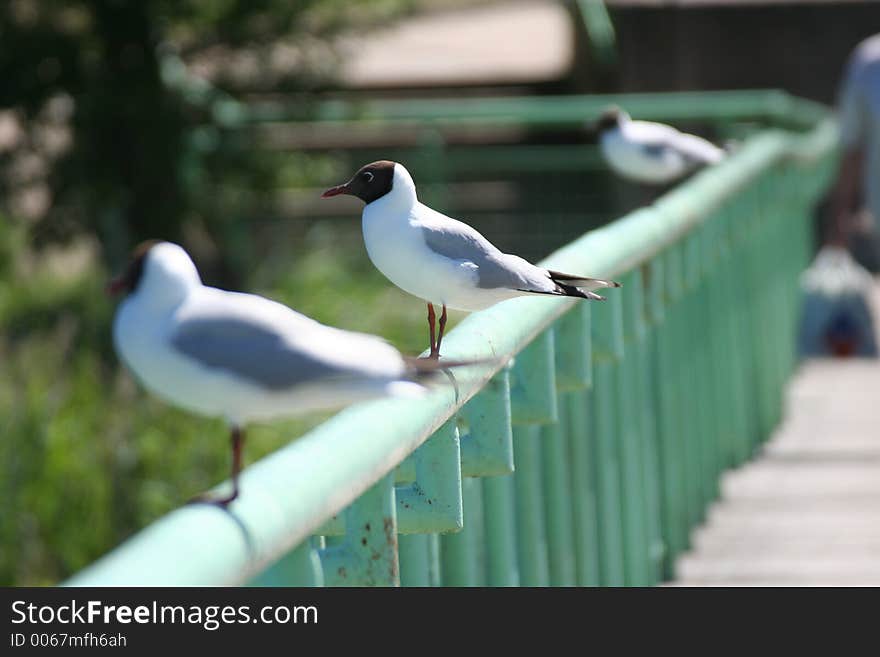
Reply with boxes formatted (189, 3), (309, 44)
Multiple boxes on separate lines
(322, 161), (620, 359)
(108, 240), (460, 506)
(593, 106), (725, 185)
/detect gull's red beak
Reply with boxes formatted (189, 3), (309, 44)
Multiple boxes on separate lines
(105, 277), (126, 297)
(321, 184), (349, 198)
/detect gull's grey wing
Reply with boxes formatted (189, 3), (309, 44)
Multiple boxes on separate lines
(418, 212), (539, 290)
(639, 140), (674, 159)
(638, 130), (721, 166)
(170, 315), (360, 391)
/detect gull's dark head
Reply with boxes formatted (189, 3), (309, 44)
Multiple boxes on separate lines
(321, 160), (396, 204)
(106, 240), (160, 297)
(592, 106), (626, 134)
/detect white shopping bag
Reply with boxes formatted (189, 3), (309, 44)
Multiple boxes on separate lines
(798, 246), (878, 357)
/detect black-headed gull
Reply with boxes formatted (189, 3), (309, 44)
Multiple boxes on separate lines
(594, 106), (725, 185)
(108, 240), (455, 506)
(322, 160), (620, 359)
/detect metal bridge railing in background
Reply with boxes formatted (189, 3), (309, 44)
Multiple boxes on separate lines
(65, 93), (838, 587)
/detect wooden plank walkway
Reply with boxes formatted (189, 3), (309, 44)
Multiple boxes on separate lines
(673, 283), (880, 586)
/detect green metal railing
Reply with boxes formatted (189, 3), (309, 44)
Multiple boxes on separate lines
(576, 0), (617, 71)
(65, 92), (837, 586)
(243, 88), (826, 129)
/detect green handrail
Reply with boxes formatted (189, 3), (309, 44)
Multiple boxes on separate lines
(245, 89), (827, 131)
(65, 94), (837, 586)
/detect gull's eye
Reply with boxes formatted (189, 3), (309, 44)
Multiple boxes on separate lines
(362, 171), (374, 183)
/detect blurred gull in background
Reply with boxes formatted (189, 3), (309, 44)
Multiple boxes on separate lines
(109, 241), (460, 506)
(593, 106), (725, 185)
(322, 160), (620, 359)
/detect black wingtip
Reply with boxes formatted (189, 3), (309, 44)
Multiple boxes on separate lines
(546, 270), (621, 290)
(556, 282), (606, 301)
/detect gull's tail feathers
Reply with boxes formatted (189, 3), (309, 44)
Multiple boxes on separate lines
(404, 356), (500, 382)
(547, 270), (622, 291)
(517, 285), (607, 301)
(516, 270), (621, 301)
(555, 283), (606, 301)
(403, 355), (502, 402)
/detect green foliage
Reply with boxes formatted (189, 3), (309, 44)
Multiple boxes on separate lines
(0, 0), (413, 278)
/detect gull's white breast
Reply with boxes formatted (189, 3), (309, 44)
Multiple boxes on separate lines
(362, 202), (524, 311)
(600, 123), (688, 184)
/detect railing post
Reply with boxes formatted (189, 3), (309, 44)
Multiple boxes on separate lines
(460, 369), (515, 476)
(249, 539), (324, 586)
(654, 243), (690, 567)
(683, 230), (717, 516)
(703, 205), (738, 478)
(637, 261), (666, 583)
(512, 425), (549, 586)
(439, 477), (485, 586)
(758, 171), (787, 431)
(509, 329), (558, 585)
(743, 176), (775, 445)
(481, 474), (520, 586)
(616, 269), (652, 586)
(727, 191), (759, 462)
(541, 418), (577, 586)
(646, 251), (681, 580)
(563, 389), (601, 585)
(320, 473), (399, 586)
(676, 236), (706, 530)
(332, 416), (464, 585)
(695, 222), (722, 503)
(667, 241), (701, 550)
(554, 302), (592, 391)
(427, 534), (442, 586)
(546, 303), (596, 586)
(591, 290), (626, 585)
(553, 302), (601, 586)
(459, 367), (519, 586)
(399, 535), (431, 586)
(509, 330), (558, 424)
(711, 202), (743, 469)
(396, 419), (464, 534)
(398, 531), (448, 587)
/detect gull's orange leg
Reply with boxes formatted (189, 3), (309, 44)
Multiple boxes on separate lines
(427, 303), (438, 358)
